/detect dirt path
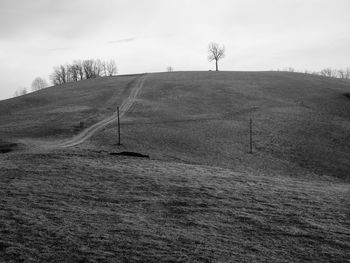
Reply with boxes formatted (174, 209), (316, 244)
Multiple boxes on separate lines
(59, 74), (147, 148)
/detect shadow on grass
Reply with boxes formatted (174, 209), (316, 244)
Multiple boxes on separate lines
(110, 151), (149, 158)
(0, 141), (18, 154)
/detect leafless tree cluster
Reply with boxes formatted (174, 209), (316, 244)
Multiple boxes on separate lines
(318, 68), (350, 79)
(13, 87), (27, 97)
(303, 68), (350, 79)
(50, 59), (117, 85)
(31, 77), (48, 91)
(275, 67), (350, 79)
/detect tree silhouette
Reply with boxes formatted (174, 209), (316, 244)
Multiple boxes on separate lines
(13, 87), (27, 97)
(208, 42), (225, 71)
(31, 77), (48, 91)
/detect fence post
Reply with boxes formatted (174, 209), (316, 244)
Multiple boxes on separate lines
(249, 118), (253, 154)
(117, 106), (121, 145)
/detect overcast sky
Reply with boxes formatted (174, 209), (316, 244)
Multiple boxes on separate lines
(0, 0), (349, 100)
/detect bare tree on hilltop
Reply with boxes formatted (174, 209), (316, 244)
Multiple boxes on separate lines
(69, 62), (83, 82)
(82, 59), (105, 79)
(337, 68), (350, 79)
(208, 42), (225, 71)
(50, 65), (67, 85)
(102, 61), (108, 76)
(74, 60), (84, 80)
(31, 77), (48, 91)
(106, 60), (117, 76)
(83, 59), (95, 79)
(93, 59), (103, 78)
(345, 68), (350, 79)
(13, 87), (27, 97)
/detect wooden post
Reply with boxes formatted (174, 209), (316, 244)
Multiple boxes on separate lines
(249, 118), (253, 154)
(117, 106), (121, 145)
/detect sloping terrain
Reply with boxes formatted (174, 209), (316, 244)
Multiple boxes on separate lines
(0, 74), (141, 141)
(0, 71), (349, 262)
(59, 75), (147, 147)
(94, 71), (350, 180)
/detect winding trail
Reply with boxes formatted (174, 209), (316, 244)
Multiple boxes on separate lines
(59, 74), (147, 148)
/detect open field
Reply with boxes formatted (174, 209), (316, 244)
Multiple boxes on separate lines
(1, 71), (350, 262)
(1, 150), (349, 262)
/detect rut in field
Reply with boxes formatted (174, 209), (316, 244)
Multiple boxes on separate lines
(59, 75), (147, 148)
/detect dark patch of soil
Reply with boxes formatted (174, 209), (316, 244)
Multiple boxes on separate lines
(344, 93), (350, 99)
(110, 151), (149, 158)
(0, 141), (17, 154)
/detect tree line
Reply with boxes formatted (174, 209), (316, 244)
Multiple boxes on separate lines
(276, 67), (350, 79)
(316, 68), (350, 79)
(11, 42), (350, 98)
(50, 59), (117, 85)
(12, 58), (118, 97)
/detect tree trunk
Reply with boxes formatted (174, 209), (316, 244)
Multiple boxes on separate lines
(215, 60), (218, 71)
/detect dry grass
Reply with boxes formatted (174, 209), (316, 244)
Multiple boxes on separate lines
(0, 75), (140, 140)
(0, 150), (349, 262)
(94, 71), (350, 180)
(1, 71), (350, 262)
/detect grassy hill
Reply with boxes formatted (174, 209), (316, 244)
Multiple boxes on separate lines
(0, 75), (138, 139)
(93, 71), (350, 180)
(0, 71), (349, 262)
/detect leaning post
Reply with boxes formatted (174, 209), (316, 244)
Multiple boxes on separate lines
(117, 106), (121, 145)
(249, 118), (253, 154)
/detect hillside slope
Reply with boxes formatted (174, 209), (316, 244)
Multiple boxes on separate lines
(0, 74), (141, 140)
(93, 71), (350, 180)
(1, 71), (350, 179)
(0, 71), (349, 262)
